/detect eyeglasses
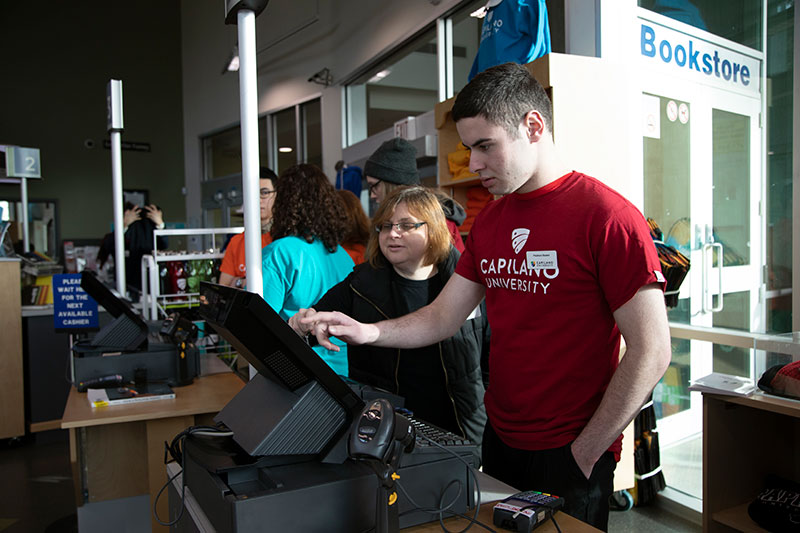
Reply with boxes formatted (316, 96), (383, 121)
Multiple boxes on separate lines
(368, 181), (382, 195)
(375, 221), (427, 233)
(260, 188), (277, 198)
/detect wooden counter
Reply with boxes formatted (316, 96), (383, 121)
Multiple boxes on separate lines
(62, 371), (244, 533)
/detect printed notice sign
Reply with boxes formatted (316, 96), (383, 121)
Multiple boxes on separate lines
(53, 274), (99, 332)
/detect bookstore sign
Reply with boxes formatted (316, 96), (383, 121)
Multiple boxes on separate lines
(53, 274), (99, 332)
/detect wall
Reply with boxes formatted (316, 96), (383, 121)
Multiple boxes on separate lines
(179, 0), (464, 226)
(0, 1), (186, 246)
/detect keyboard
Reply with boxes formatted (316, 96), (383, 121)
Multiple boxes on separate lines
(400, 414), (479, 467)
(407, 416), (471, 448)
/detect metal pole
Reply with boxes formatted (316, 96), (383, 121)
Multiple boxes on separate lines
(110, 130), (126, 296)
(237, 9), (263, 299)
(20, 177), (30, 253)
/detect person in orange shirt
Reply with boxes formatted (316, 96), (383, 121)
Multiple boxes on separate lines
(336, 189), (370, 265)
(219, 167), (277, 288)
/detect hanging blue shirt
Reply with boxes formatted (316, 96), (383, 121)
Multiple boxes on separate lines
(468, 0), (551, 81)
(262, 236), (354, 376)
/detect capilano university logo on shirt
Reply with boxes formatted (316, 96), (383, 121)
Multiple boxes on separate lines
(511, 228), (529, 253)
(478, 228), (558, 294)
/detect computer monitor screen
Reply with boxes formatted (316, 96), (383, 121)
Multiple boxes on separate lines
(80, 270), (148, 351)
(198, 282), (364, 461)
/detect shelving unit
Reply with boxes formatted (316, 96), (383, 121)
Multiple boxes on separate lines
(0, 258), (25, 439)
(140, 227), (243, 320)
(703, 392), (800, 532)
(434, 53), (634, 208)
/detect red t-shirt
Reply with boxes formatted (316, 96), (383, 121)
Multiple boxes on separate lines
(219, 232), (272, 277)
(456, 172), (664, 457)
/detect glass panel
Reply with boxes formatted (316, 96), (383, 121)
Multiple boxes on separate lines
(638, 0), (763, 51)
(204, 126), (242, 180)
(654, 338), (692, 420)
(765, 0), (793, 333)
(656, 338), (701, 502)
(301, 99), (322, 168)
(643, 94), (691, 256)
(0, 199), (58, 258)
(712, 291), (752, 373)
(643, 93), (692, 304)
(712, 109), (750, 266)
(346, 27), (438, 145)
(451, 0), (485, 94)
(275, 107), (297, 175)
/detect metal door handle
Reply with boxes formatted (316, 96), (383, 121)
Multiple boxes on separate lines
(711, 242), (724, 312)
(702, 242), (724, 313)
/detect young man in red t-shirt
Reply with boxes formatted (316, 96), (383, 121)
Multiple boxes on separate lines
(219, 167), (277, 288)
(303, 63), (671, 531)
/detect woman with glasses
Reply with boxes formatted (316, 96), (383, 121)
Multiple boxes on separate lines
(289, 186), (488, 445)
(364, 137), (467, 254)
(219, 167), (278, 288)
(263, 164), (354, 376)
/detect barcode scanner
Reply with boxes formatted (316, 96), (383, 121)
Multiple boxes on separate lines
(348, 399), (416, 533)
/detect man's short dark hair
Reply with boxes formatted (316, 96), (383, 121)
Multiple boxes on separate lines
(451, 62), (553, 138)
(260, 166), (278, 181)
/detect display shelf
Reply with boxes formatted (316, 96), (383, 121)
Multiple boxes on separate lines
(153, 252), (224, 262)
(141, 227), (243, 321)
(703, 392), (800, 532)
(712, 503), (769, 533)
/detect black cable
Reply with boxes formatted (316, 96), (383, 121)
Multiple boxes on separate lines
(152, 424), (233, 527)
(550, 514), (562, 533)
(391, 432), (487, 533)
(153, 432), (188, 527)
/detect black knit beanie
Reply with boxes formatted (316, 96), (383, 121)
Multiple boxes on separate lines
(363, 137), (419, 185)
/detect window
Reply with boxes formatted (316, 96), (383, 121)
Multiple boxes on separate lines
(639, 0), (764, 50)
(346, 27), (439, 145)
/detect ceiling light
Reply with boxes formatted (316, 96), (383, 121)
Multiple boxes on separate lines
(367, 69), (391, 84)
(278, 147), (293, 153)
(222, 45), (240, 74)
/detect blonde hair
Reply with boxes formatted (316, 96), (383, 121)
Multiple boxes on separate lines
(366, 186), (451, 269)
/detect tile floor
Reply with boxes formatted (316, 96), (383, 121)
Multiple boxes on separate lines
(0, 431), (702, 532)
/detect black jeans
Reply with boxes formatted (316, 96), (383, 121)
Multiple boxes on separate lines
(482, 422), (616, 532)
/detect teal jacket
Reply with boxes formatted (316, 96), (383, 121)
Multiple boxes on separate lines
(262, 236), (354, 376)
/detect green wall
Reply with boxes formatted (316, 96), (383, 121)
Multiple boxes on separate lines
(0, 1), (186, 247)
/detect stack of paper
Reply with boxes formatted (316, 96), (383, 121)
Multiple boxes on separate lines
(688, 372), (756, 397)
(87, 383), (175, 407)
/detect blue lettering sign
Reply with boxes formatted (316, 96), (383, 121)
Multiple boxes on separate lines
(639, 23), (756, 90)
(688, 42), (700, 71)
(53, 274), (99, 331)
(674, 44), (686, 67)
(641, 25), (656, 57)
(702, 53), (712, 74)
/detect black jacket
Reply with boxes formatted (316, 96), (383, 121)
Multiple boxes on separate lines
(98, 218), (167, 294)
(314, 247), (488, 444)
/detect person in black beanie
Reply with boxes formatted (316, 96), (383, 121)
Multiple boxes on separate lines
(364, 137), (466, 253)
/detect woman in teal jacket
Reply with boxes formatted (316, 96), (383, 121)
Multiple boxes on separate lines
(262, 164), (354, 376)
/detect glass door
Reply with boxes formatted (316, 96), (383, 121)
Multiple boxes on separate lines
(642, 78), (762, 501)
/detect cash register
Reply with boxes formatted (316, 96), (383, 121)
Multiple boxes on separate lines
(71, 270), (198, 389)
(182, 282), (479, 532)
